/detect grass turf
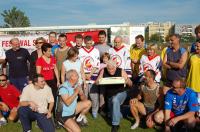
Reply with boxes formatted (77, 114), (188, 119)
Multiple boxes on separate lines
(0, 114), (157, 132)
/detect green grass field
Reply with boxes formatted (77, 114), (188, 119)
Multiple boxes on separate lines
(0, 114), (157, 132)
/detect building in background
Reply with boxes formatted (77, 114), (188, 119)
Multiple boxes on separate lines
(175, 24), (197, 36)
(175, 24), (197, 43)
(146, 21), (174, 42)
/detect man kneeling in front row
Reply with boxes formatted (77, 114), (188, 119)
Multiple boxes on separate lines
(153, 78), (198, 132)
(18, 74), (55, 132)
(58, 69), (91, 132)
(0, 74), (20, 126)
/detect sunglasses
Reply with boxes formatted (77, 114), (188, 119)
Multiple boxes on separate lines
(37, 41), (44, 44)
(0, 79), (6, 82)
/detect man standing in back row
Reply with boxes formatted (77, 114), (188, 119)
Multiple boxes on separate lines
(95, 30), (111, 57)
(4, 38), (30, 91)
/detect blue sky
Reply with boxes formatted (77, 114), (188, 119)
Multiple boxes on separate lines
(0, 0), (199, 26)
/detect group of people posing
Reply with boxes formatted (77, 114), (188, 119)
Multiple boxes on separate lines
(0, 24), (200, 132)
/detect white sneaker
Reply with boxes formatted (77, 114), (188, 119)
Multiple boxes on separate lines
(0, 119), (7, 126)
(76, 115), (83, 122)
(82, 116), (88, 124)
(131, 123), (139, 130)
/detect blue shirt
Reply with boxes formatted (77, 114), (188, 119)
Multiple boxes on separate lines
(165, 88), (198, 116)
(51, 44), (60, 56)
(6, 48), (30, 78)
(166, 47), (187, 82)
(190, 42), (196, 53)
(59, 81), (78, 117)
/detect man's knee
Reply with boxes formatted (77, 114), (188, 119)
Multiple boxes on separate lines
(18, 106), (30, 115)
(112, 96), (120, 105)
(75, 127), (81, 132)
(185, 116), (196, 128)
(129, 100), (139, 109)
(83, 100), (92, 109)
(86, 100), (92, 108)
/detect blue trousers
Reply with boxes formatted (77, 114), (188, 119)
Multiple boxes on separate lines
(18, 106), (55, 132)
(9, 77), (28, 92)
(108, 91), (127, 126)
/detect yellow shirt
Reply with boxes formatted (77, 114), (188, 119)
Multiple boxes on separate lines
(161, 47), (168, 61)
(130, 45), (145, 75)
(160, 47), (168, 80)
(130, 45), (145, 61)
(186, 54), (200, 92)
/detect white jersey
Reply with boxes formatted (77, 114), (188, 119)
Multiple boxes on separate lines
(79, 46), (100, 83)
(109, 45), (132, 77)
(139, 54), (161, 82)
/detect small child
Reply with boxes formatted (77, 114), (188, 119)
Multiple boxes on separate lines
(99, 52), (110, 116)
(100, 52), (110, 71)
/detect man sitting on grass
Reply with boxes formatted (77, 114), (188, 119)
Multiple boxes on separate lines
(0, 74), (20, 126)
(164, 78), (198, 132)
(153, 78), (198, 132)
(58, 69), (91, 132)
(96, 60), (133, 132)
(129, 70), (163, 129)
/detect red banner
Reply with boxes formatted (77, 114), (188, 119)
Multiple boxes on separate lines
(66, 30), (101, 47)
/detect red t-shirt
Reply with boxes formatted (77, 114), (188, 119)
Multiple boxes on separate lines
(36, 56), (56, 80)
(0, 84), (20, 109)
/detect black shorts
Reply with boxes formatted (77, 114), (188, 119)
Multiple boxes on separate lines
(61, 114), (76, 123)
(145, 107), (154, 114)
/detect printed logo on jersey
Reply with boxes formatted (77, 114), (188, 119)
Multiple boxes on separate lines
(83, 56), (94, 71)
(143, 63), (153, 71)
(111, 55), (122, 67)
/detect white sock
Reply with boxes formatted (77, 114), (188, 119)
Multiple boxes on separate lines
(131, 122), (139, 130)
(81, 114), (86, 119)
(82, 115), (88, 123)
(76, 114), (83, 122)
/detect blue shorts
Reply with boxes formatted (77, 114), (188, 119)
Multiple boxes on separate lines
(1, 110), (10, 117)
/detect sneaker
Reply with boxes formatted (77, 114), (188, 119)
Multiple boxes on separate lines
(130, 123), (139, 130)
(55, 120), (62, 129)
(92, 112), (97, 119)
(82, 116), (88, 124)
(57, 120), (65, 128)
(77, 119), (88, 127)
(111, 125), (119, 132)
(76, 114), (83, 122)
(0, 120), (7, 126)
